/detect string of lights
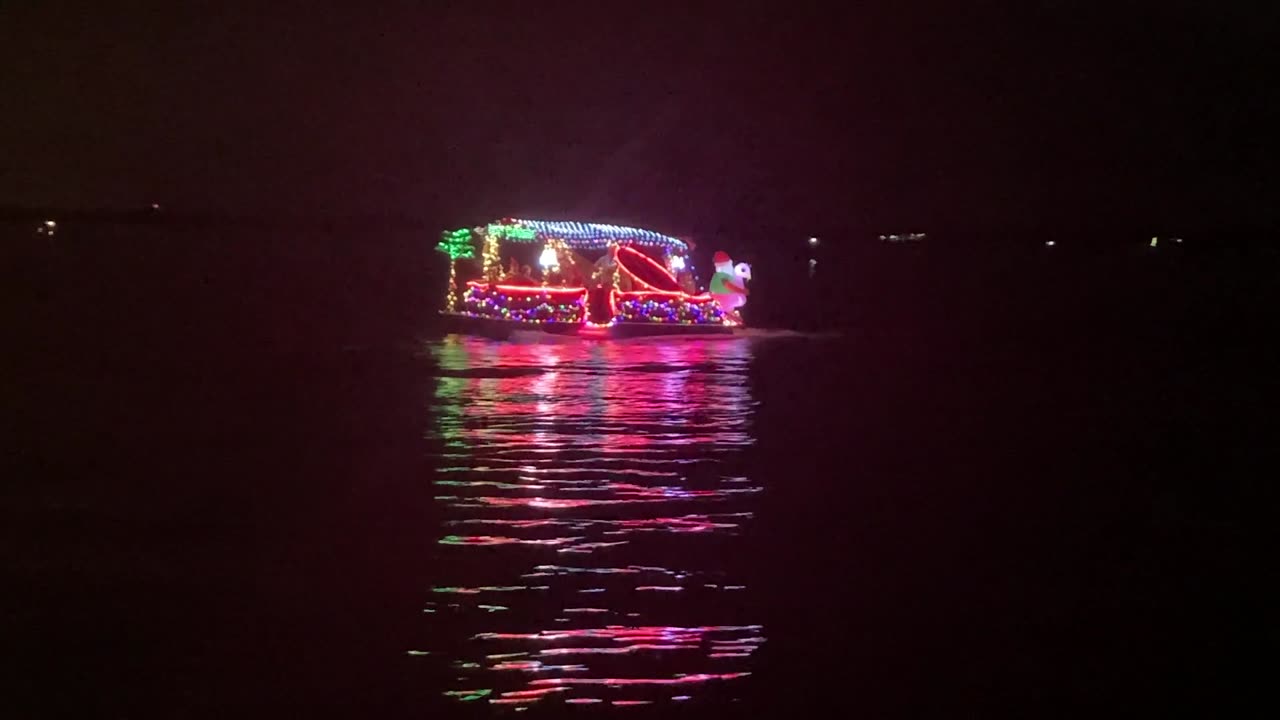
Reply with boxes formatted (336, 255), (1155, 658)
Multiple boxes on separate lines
(440, 219), (732, 329)
(612, 291), (726, 325)
(501, 218), (689, 252)
(436, 228), (478, 312)
(462, 282), (587, 324)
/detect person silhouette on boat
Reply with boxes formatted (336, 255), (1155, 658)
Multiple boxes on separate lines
(677, 268), (697, 295)
(500, 258), (538, 286)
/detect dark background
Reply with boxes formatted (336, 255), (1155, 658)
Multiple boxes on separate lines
(3, 2), (1278, 235)
(7, 221), (1277, 717)
(4, 2), (1279, 718)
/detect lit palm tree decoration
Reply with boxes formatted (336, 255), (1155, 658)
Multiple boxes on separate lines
(436, 228), (477, 312)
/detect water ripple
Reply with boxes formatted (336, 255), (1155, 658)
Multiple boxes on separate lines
(421, 336), (761, 708)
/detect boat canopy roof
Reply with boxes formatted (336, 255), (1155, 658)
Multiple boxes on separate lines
(487, 218), (688, 253)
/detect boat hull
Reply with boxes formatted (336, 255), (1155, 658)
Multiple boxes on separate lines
(441, 313), (733, 339)
(607, 321), (734, 338)
(441, 313), (582, 340)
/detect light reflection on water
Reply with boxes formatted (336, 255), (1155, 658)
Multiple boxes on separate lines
(423, 335), (762, 709)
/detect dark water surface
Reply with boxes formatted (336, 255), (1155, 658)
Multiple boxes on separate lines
(6, 226), (1276, 717)
(421, 337), (761, 709)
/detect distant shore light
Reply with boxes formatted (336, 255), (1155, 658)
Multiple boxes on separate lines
(808, 236), (819, 247)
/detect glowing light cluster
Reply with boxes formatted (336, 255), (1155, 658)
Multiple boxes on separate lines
(481, 230), (503, 281)
(497, 218), (689, 252)
(613, 292), (726, 325)
(436, 228), (480, 312)
(436, 228), (476, 260)
(538, 245), (559, 268)
(486, 223), (538, 241)
(529, 671), (751, 687)
(438, 220), (734, 325)
(879, 232), (926, 242)
(462, 283), (586, 324)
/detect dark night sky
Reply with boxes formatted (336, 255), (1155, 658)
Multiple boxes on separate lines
(2, 2), (1277, 234)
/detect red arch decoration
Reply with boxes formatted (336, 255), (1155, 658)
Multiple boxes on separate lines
(614, 245), (682, 292)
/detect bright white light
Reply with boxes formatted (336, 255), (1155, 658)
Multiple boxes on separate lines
(670, 255), (686, 271)
(1045, 240), (1056, 247)
(538, 247), (559, 268)
(808, 236), (819, 246)
(44, 220), (56, 227)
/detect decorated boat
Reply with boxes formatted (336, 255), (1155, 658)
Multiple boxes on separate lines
(436, 219), (751, 339)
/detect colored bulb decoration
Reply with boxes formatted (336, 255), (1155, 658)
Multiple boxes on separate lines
(435, 228), (477, 261)
(481, 230), (503, 281)
(436, 228), (478, 312)
(468, 218), (699, 278)
(462, 281), (586, 324)
(485, 218), (690, 256)
(438, 219), (756, 328)
(507, 219), (686, 249)
(612, 291), (726, 325)
(444, 262), (458, 312)
(486, 223), (539, 241)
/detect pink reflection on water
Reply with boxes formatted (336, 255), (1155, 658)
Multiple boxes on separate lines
(539, 644), (692, 655)
(449, 513), (750, 535)
(475, 624), (761, 643)
(447, 486), (758, 511)
(533, 672), (751, 687)
(428, 336), (761, 707)
(438, 535), (583, 546)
